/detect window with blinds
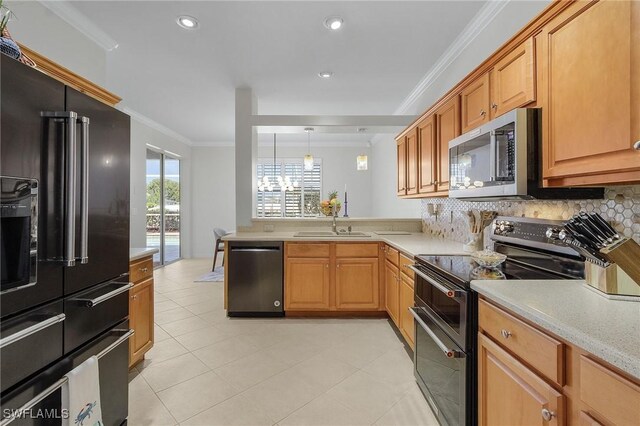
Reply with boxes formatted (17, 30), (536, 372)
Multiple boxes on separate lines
(256, 159), (322, 217)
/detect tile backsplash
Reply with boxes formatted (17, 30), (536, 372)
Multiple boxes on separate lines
(421, 186), (640, 244)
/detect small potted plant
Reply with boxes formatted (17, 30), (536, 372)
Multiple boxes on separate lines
(0, 0), (21, 60)
(319, 191), (341, 216)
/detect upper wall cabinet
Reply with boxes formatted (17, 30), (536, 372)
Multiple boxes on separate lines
(418, 115), (437, 194)
(538, 0), (640, 186)
(435, 96), (460, 193)
(490, 37), (536, 118)
(396, 136), (407, 196)
(406, 130), (418, 195)
(462, 38), (536, 133)
(461, 73), (490, 133)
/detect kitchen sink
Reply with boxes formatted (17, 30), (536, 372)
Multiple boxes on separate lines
(293, 231), (370, 237)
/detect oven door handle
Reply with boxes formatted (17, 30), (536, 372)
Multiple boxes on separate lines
(408, 265), (464, 298)
(409, 307), (463, 359)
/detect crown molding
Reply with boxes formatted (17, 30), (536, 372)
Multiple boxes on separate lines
(394, 0), (511, 115)
(38, 1), (119, 51)
(120, 107), (193, 146)
(191, 141), (372, 149)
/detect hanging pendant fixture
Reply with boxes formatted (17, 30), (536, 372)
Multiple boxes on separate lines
(258, 134), (297, 192)
(356, 154), (368, 171)
(304, 127), (314, 171)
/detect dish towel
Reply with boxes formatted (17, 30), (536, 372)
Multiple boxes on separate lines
(62, 356), (104, 426)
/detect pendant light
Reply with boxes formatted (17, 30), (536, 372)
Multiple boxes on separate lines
(356, 154), (368, 171)
(304, 127), (314, 171)
(258, 134), (296, 192)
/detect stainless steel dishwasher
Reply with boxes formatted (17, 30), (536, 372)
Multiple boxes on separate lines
(227, 241), (284, 317)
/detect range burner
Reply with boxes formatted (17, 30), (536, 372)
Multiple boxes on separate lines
(415, 254), (576, 289)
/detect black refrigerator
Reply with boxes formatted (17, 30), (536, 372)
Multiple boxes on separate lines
(0, 55), (131, 425)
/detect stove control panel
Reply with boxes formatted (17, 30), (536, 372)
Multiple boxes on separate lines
(490, 216), (580, 257)
(492, 218), (567, 243)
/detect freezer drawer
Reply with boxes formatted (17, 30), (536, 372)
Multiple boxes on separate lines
(63, 278), (130, 354)
(0, 321), (131, 426)
(0, 301), (65, 393)
(227, 241), (283, 316)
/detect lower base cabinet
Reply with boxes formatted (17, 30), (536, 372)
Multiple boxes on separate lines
(478, 333), (565, 426)
(129, 256), (154, 368)
(335, 258), (379, 310)
(385, 260), (400, 325)
(284, 243), (382, 312)
(399, 275), (415, 349)
(285, 258), (331, 310)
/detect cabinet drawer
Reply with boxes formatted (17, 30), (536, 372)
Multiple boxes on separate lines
(399, 253), (414, 281)
(479, 299), (564, 385)
(336, 243), (378, 258)
(130, 257), (153, 283)
(385, 245), (399, 266)
(286, 243), (330, 258)
(579, 356), (640, 426)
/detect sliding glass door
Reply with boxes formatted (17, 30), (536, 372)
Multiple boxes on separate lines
(146, 149), (181, 266)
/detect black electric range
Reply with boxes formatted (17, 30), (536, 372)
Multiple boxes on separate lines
(409, 216), (585, 426)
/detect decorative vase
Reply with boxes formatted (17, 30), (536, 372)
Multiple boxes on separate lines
(0, 36), (20, 59)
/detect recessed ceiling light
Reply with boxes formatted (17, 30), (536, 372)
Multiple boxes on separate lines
(324, 16), (343, 30)
(177, 15), (199, 30)
(318, 71), (333, 79)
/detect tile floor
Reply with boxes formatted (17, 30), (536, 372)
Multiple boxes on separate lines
(128, 258), (438, 426)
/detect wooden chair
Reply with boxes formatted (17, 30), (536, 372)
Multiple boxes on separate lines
(212, 228), (228, 271)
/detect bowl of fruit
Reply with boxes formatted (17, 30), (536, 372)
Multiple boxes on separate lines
(320, 191), (341, 216)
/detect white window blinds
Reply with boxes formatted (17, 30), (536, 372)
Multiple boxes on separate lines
(256, 159), (322, 217)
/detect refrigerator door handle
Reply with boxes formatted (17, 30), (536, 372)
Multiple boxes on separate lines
(78, 116), (90, 264)
(41, 111), (78, 266)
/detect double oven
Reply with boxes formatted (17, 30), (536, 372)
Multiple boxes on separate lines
(408, 261), (474, 426)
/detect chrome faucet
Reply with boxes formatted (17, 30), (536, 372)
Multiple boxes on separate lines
(331, 204), (338, 233)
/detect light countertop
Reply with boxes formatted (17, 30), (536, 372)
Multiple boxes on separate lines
(222, 232), (466, 258)
(130, 247), (159, 261)
(472, 279), (640, 380)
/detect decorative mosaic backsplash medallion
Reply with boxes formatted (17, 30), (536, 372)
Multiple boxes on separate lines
(421, 186), (640, 244)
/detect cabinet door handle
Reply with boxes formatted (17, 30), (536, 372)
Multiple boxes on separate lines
(634, 140), (640, 150)
(325, 264), (329, 268)
(140, 267), (148, 273)
(500, 329), (512, 339)
(132, 295), (138, 300)
(541, 408), (556, 421)
(434, 181), (439, 185)
(480, 109), (487, 117)
(491, 103), (498, 110)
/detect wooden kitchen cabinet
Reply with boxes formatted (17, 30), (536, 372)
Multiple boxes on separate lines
(461, 73), (490, 133)
(385, 260), (400, 326)
(396, 137), (407, 196)
(479, 297), (640, 425)
(435, 96), (460, 192)
(335, 258), (379, 310)
(478, 333), (565, 426)
(538, 0), (640, 186)
(399, 274), (415, 349)
(129, 255), (154, 368)
(490, 37), (536, 118)
(284, 242), (381, 312)
(417, 115), (437, 194)
(406, 130), (418, 195)
(285, 258), (331, 310)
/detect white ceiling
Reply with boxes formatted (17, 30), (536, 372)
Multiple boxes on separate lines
(69, 1), (486, 143)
